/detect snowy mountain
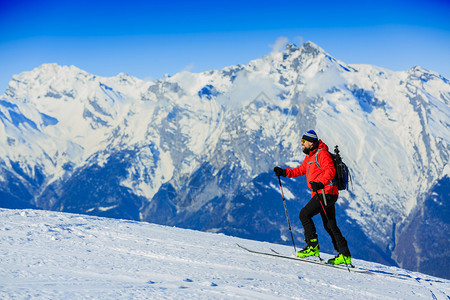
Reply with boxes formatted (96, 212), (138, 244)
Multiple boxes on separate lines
(0, 42), (449, 279)
(1, 208), (449, 299)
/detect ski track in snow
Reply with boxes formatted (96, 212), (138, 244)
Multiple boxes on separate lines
(0, 208), (449, 299)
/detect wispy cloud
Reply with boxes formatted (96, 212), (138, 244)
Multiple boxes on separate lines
(182, 63), (195, 72)
(269, 37), (289, 53)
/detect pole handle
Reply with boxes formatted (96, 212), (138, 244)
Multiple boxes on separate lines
(321, 189), (327, 207)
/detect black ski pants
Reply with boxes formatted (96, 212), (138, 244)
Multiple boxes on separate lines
(299, 193), (351, 257)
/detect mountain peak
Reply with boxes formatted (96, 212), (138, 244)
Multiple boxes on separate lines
(276, 41), (332, 66)
(301, 41), (326, 55)
(285, 43), (301, 53)
(9, 63), (89, 89)
(31, 63), (84, 75)
(282, 41), (325, 55)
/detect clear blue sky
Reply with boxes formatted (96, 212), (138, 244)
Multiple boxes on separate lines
(1, 0), (449, 94)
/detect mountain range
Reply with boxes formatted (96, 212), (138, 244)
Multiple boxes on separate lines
(0, 42), (449, 279)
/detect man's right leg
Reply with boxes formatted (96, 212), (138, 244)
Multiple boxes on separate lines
(322, 201), (352, 265)
(297, 196), (322, 257)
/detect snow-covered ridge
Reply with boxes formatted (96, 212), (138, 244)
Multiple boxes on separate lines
(1, 208), (449, 299)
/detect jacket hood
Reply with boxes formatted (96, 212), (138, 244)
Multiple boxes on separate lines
(317, 140), (329, 151)
(307, 139), (329, 157)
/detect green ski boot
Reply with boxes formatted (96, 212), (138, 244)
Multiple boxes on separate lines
(296, 239), (320, 258)
(327, 253), (351, 265)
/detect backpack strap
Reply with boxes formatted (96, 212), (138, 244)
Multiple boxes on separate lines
(313, 149), (337, 187)
(314, 149), (326, 169)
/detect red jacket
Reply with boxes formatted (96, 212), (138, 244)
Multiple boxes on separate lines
(286, 140), (338, 197)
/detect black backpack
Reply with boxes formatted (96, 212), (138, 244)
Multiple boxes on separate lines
(314, 145), (352, 191)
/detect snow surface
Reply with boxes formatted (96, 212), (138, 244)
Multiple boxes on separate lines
(1, 208), (449, 299)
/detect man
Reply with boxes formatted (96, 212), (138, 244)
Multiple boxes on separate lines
(274, 130), (351, 265)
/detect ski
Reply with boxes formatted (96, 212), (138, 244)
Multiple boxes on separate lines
(237, 243), (370, 274)
(238, 244), (418, 280)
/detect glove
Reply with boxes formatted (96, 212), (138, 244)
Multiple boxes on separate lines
(274, 166), (286, 177)
(309, 181), (324, 192)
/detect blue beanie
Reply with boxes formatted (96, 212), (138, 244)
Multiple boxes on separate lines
(302, 130), (318, 143)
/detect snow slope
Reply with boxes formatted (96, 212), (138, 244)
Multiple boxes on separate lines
(1, 208), (449, 299)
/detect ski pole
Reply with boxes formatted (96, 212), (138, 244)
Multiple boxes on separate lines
(320, 190), (328, 220)
(277, 176), (297, 253)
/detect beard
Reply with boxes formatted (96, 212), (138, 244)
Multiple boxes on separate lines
(302, 142), (318, 155)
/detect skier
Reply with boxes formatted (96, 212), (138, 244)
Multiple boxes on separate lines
(274, 130), (351, 265)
